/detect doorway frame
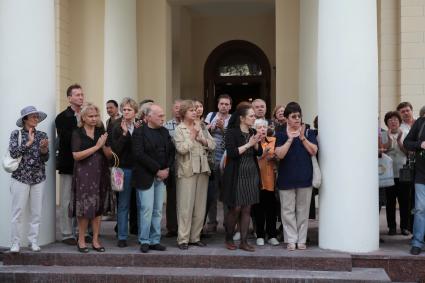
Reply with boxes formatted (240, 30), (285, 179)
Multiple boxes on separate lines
(203, 40), (271, 114)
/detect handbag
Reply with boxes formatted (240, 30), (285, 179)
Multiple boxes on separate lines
(311, 155), (322, 188)
(110, 152), (125, 192)
(3, 130), (22, 173)
(306, 129), (322, 188)
(379, 153), (395, 188)
(399, 121), (425, 183)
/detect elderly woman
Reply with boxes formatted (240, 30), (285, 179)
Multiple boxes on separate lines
(275, 102), (318, 251)
(381, 111), (410, 236)
(8, 106), (49, 253)
(253, 118), (279, 246)
(110, 98), (138, 248)
(404, 115), (425, 255)
(174, 100), (215, 249)
(70, 103), (111, 253)
(223, 103), (263, 252)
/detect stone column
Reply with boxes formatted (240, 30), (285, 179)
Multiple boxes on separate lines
(0, 0), (56, 247)
(137, 0), (172, 116)
(317, 0), (379, 252)
(104, 0), (138, 107)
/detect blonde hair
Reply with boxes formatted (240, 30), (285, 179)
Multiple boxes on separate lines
(179, 100), (196, 120)
(120, 97), (138, 113)
(79, 103), (103, 128)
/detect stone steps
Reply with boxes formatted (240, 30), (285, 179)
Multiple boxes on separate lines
(3, 250), (352, 271)
(0, 265), (392, 283)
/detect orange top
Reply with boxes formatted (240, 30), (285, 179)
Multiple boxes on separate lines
(258, 137), (276, 191)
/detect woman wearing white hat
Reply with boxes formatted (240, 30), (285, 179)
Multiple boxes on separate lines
(8, 106), (49, 253)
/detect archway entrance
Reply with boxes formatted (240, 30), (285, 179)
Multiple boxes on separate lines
(204, 40), (271, 115)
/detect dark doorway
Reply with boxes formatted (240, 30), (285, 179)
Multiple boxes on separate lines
(215, 82), (261, 112)
(204, 40), (271, 115)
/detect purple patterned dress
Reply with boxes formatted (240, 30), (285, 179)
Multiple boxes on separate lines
(69, 127), (111, 219)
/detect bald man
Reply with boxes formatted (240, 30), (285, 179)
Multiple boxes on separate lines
(132, 104), (175, 253)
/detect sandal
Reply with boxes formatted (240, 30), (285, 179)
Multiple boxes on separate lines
(297, 243), (307, 250)
(286, 243), (296, 251)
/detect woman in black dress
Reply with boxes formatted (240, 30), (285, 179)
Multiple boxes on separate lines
(70, 103), (111, 253)
(222, 103), (263, 252)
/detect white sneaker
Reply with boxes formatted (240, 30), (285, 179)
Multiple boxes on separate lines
(10, 243), (20, 253)
(268, 238), (279, 246)
(256, 238), (265, 246)
(233, 232), (241, 241)
(29, 242), (41, 252)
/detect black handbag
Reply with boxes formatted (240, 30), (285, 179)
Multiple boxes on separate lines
(399, 154), (415, 183)
(399, 122), (425, 183)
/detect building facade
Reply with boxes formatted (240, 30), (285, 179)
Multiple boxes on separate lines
(0, 0), (423, 253)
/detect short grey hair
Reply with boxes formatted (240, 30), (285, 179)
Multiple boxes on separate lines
(254, 118), (268, 128)
(138, 101), (153, 119)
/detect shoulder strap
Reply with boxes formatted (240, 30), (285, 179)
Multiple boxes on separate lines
(209, 112), (217, 123)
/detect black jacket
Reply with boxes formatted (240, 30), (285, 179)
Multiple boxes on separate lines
(222, 127), (262, 207)
(404, 117), (425, 184)
(132, 124), (175, 190)
(55, 106), (78, 174)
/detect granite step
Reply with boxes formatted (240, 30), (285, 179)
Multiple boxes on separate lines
(2, 249), (352, 272)
(0, 265), (391, 283)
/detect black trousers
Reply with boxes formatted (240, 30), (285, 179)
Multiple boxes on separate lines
(385, 178), (411, 231)
(254, 190), (278, 239)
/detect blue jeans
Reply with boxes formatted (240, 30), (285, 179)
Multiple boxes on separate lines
(412, 183), (425, 248)
(136, 179), (165, 245)
(117, 168), (132, 241)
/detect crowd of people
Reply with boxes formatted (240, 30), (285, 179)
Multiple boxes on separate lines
(6, 83), (425, 256)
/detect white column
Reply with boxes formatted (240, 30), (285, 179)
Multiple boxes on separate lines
(104, 0), (138, 108)
(298, 0), (318, 126)
(0, 0), (56, 247)
(317, 0), (379, 252)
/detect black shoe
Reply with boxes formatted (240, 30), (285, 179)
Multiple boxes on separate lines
(149, 244), (166, 251)
(379, 238), (385, 243)
(117, 240), (127, 248)
(189, 241), (207, 247)
(401, 229), (410, 236)
(410, 246), (421, 255)
(164, 231), (177, 238)
(92, 245), (105, 252)
(388, 228), (396, 236)
(77, 242), (89, 253)
(178, 243), (188, 250)
(62, 238), (77, 245)
(140, 244), (149, 253)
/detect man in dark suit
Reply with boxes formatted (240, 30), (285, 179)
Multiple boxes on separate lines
(132, 104), (175, 253)
(55, 84), (84, 245)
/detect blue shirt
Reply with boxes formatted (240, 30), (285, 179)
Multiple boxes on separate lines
(275, 128), (318, 189)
